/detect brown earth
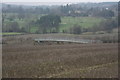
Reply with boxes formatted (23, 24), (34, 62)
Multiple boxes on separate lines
(2, 34), (118, 78)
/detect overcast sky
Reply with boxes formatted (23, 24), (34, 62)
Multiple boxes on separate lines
(1, 0), (119, 6)
(2, 0), (119, 2)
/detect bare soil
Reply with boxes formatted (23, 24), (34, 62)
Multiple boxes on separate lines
(2, 34), (118, 78)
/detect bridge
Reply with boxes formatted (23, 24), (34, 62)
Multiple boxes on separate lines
(34, 38), (102, 44)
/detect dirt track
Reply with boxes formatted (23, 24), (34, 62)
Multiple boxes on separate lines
(2, 34), (118, 78)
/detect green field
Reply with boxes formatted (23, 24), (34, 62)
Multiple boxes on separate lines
(2, 32), (24, 36)
(30, 27), (39, 33)
(3, 13), (106, 33)
(59, 17), (105, 32)
(30, 17), (105, 33)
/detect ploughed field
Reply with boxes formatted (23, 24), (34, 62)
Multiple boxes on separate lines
(2, 35), (118, 78)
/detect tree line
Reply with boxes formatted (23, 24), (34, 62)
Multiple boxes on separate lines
(2, 2), (118, 34)
(2, 2), (117, 18)
(2, 14), (117, 34)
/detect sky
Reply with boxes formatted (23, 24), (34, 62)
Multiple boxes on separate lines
(1, 0), (119, 6)
(2, 0), (119, 3)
